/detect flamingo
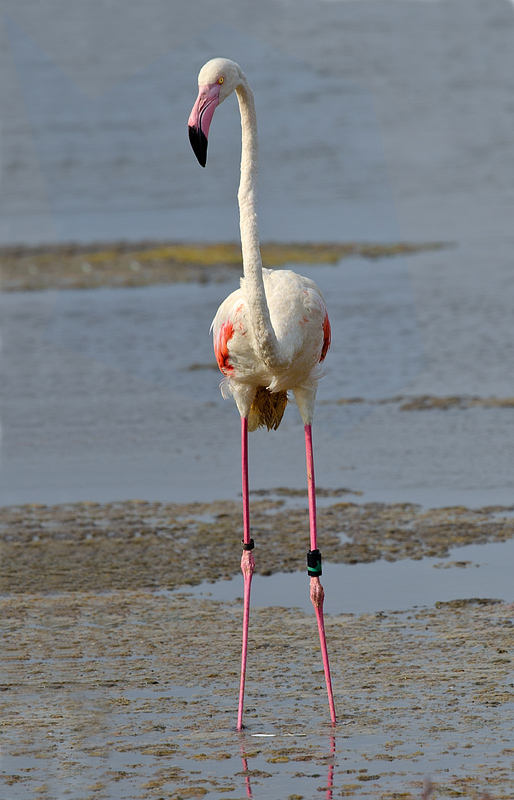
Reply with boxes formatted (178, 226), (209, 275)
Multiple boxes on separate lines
(188, 58), (336, 730)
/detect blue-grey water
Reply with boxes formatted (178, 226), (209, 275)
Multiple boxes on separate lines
(1, 13), (398, 245)
(179, 537), (514, 616)
(1, 1), (513, 246)
(1, 1), (514, 509)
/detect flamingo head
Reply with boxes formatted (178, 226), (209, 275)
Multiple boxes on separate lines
(188, 58), (244, 167)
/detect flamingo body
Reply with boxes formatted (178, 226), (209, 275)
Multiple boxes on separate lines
(212, 268), (330, 425)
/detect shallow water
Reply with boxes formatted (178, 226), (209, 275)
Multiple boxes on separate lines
(0, 255), (426, 506)
(175, 537), (514, 615)
(2, 241), (514, 508)
(2, 2), (514, 510)
(1, 1), (514, 246)
(2, 10), (399, 245)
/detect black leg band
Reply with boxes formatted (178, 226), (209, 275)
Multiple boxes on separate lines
(307, 549), (322, 577)
(242, 538), (255, 551)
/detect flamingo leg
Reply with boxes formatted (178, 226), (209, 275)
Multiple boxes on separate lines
(237, 416), (255, 731)
(305, 424), (337, 725)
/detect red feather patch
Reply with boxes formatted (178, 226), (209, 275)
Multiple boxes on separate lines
(214, 320), (235, 374)
(320, 312), (331, 362)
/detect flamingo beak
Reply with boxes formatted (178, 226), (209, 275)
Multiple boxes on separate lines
(188, 83), (221, 167)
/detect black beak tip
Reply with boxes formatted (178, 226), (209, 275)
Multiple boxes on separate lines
(188, 125), (207, 168)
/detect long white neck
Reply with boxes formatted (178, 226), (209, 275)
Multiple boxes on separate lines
(235, 80), (280, 368)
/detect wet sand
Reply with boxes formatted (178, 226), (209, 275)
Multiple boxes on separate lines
(1, 498), (514, 798)
(2, 585), (513, 799)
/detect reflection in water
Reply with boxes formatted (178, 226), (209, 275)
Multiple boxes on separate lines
(239, 735), (436, 799)
(240, 734), (336, 799)
(325, 734), (336, 800)
(241, 743), (253, 798)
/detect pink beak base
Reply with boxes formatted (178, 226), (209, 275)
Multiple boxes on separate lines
(188, 83), (221, 166)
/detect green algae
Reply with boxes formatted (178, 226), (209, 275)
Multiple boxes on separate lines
(0, 240), (445, 292)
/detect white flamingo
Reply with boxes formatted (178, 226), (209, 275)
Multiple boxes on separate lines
(188, 58), (336, 730)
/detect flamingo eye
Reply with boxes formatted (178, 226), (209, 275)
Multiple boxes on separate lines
(218, 76), (224, 84)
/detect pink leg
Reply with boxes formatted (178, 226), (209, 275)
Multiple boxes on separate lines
(305, 424), (337, 725)
(237, 416), (255, 731)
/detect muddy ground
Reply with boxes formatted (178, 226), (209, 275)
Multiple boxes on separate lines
(1, 498), (513, 799)
(2, 497), (514, 595)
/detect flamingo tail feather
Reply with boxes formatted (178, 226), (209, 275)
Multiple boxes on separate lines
(248, 386), (288, 432)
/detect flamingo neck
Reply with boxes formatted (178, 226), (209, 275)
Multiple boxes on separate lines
(236, 81), (280, 367)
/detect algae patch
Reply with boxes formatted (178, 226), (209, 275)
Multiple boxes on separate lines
(319, 394), (514, 412)
(0, 240), (445, 292)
